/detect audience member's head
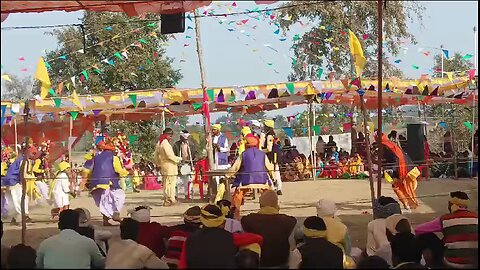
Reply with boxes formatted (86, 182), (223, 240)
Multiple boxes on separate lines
(448, 191), (470, 213)
(217, 199), (234, 219)
(374, 196), (402, 219)
(417, 233), (445, 268)
(74, 208), (91, 227)
(127, 203), (152, 223)
(200, 204), (226, 228)
(259, 190), (279, 210)
(391, 232), (422, 267)
(315, 199), (337, 218)
(303, 216), (327, 239)
(58, 209), (80, 231)
(356, 255), (390, 269)
(120, 218), (140, 241)
(183, 206), (201, 226)
(235, 249), (260, 269)
(7, 244), (37, 269)
(386, 214), (412, 242)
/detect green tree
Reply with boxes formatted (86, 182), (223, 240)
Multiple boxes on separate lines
(45, 11), (182, 159)
(278, 1), (424, 80)
(1, 75), (34, 101)
(432, 52), (473, 78)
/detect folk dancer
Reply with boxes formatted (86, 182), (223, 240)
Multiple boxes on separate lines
(1, 147), (16, 218)
(260, 119), (283, 195)
(32, 145), (51, 204)
(50, 161), (73, 219)
(173, 130), (197, 200)
(154, 128), (182, 206)
(227, 134), (274, 216)
(211, 124), (230, 200)
(84, 139), (130, 226)
(2, 146), (36, 225)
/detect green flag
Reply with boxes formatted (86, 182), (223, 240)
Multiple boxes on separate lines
(129, 94), (137, 107)
(286, 83), (295, 95)
(312, 125), (320, 134)
(128, 135), (138, 145)
(192, 103), (202, 111)
(206, 89), (215, 101)
(69, 111), (79, 120)
(53, 98), (62, 108)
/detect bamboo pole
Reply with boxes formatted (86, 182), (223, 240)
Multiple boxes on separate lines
(360, 92), (376, 204)
(69, 115), (73, 164)
(19, 101), (30, 245)
(307, 100), (314, 179)
(376, 0), (384, 198)
(14, 118), (18, 154)
(312, 102), (317, 180)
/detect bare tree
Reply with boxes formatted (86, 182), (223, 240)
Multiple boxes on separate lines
(1, 74), (34, 101)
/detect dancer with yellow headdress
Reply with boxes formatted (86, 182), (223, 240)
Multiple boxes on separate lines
(50, 161), (73, 219)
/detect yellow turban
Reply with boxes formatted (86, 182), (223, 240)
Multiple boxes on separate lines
(212, 124), (222, 131)
(58, 161), (70, 172)
(200, 204), (226, 228)
(264, 119), (275, 128)
(84, 153), (93, 160)
(241, 126), (252, 137)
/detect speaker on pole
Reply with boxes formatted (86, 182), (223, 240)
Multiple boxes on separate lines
(161, 13), (185, 34)
(407, 123), (425, 163)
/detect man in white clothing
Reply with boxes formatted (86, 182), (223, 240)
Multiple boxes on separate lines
(211, 124), (230, 201)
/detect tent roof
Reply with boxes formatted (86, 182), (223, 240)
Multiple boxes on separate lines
(1, 1), (213, 16)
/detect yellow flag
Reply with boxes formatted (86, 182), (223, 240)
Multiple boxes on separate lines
(1, 74), (12, 82)
(444, 72), (454, 82)
(71, 89), (83, 111)
(384, 171), (394, 183)
(34, 57), (51, 99)
(348, 30), (366, 77)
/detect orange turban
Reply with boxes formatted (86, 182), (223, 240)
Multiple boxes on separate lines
(245, 134), (259, 148)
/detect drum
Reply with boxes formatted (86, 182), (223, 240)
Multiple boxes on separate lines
(180, 164), (192, 176)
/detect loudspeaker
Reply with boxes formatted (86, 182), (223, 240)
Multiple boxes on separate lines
(407, 124), (425, 162)
(161, 13), (185, 34)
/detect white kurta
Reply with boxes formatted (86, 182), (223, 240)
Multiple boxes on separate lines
(52, 172), (70, 208)
(212, 134), (230, 170)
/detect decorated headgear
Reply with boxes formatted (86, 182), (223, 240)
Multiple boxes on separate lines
(449, 191), (470, 212)
(103, 138), (116, 151)
(180, 130), (190, 139)
(245, 134), (259, 148)
(200, 204), (226, 228)
(58, 161), (70, 172)
(183, 206), (201, 225)
(263, 119), (275, 129)
(212, 124), (222, 131)
(127, 202), (152, 223)
(303, 216), (328, 238)
(241, 126), (252, 137)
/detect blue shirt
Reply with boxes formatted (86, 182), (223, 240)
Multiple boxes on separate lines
(36, 229), (105, 269)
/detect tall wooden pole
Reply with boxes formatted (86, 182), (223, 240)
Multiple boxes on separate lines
(14, 118), (18, 154)
(69, 116), (73, 165)
(194, 10), (215, 183)
(376, 0), (384, 198)
(19, 101), (30, 244)
(360, 92), (376, 205)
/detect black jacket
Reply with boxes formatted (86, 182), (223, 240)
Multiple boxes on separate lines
(173, 139), (198, 163)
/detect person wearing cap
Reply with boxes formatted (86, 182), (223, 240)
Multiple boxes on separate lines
(49, 161), (73, 219)
(375, 214), (414, 266)
(173, 130), (198, 200)
(2, 145), (35, 225)
(84, 138), (130, 226)
(163, 206), (202, 268)
(314, 199), (352, 254)
(237, 126), (252, 156)
(127, 202), (172, 260)
(241, 190), (297, 268)
(260, 119), (283, 195)
(227, 133), (274, 214)
(290, 216), (344, 269)
(154, 128), (182, 206)
(414, 191), (478, 268)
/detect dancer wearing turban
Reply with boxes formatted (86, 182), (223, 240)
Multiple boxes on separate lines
(415, 191), (478, 268)
(227, 134), (274, 214)
(32, 145), (51, 204)
(260, 119), (283, 195)
(50, 161), (73, 219)
(378, 132), (420, 210)
(84, 139), (130, 226)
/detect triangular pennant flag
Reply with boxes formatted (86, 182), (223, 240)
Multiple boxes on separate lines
(216, 89), (225, 102)
(68, 136), (77, 148)
(36, 113), (44, 123)
(422, 85), (429, 96)
(350, 77), (361, 88)
(206, 89), (215, 101)
(128, 135), (138, 145)
(128, 94), (137, 107)
(53, 97), (62, 108)
(48, 88), (56, 97)
(463, 122), (473, 132)
(71, 89), (83, 110)
(439, 121), (447, 128)
(62, 141), (66, 147)
(312, 125), (320, 134)
(69, 111), (79, 120)
(34, 57), (51, 99)
(81, 70), (89, 81)
(95, 136), (104, 145)
(317, 68), (324, 79)
(227, 90), (236, 102)
(286, 82), (295, 94)
(282, 127), (293, 138)
(192, 103), (202, 111)
(92, 109), (102, 116)
(104, 95), (111, 103)
(429, 86), (439, 96)
(114, 52), (123, 60)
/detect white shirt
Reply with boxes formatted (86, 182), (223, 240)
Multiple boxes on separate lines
(224, 218), (243, 233)
(105, 239), (168, 269)
(212, 133), (230, 169)
(36, 229), (105, 269)
(366, 219), (389, 256)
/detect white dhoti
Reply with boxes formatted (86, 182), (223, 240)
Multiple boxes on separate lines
(177, 174), (193, 199)
(273, 163), (282, 191)
(35, 180), (50, 204)
(6, 184), (29, 220)
(52, 191), (69, 208)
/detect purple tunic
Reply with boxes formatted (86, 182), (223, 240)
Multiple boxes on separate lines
(90, 150), (121, 190)
(2, 157), (23, 187)
(233, 147), (271, 187)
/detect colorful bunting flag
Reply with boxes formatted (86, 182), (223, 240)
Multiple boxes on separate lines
(192, 103), (202, 111)
(348, 30), (366, 77)
(286, 83), (295, 95)
(34, 57), (51, 99)
(72, 89), (83, 110)
(282, 127), (293, 138)
(312, 125), (320, 134)
(206, 89), (215, 101)
(69, 111), (79, 120)
(128, 135), (138, 145)
(53, 98), (62, 108)
(128, 94), (137, 107)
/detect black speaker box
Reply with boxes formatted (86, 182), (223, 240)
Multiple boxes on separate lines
(407, 123), (425, 162)
(161, 13), (185, 34)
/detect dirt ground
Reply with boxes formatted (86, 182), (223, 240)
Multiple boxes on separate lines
(2, 179), (477, 250)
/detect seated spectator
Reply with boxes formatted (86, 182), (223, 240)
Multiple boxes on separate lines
(217, 199), (243, 233)
(241, 190), (297, 268)
(348, 153), (364, 177)
(415, 191), (478, 268)
(376, 214), (414, 266)
(391, 232), (426, 269)
(366, 196), (402, 257)
(291, 216), (344, 269)
(163, 206), (202, 268)
(235, 249), (260, 269)
(36, 209), (105, 269)
(315, 199), (351, 254)
(127, 202), (171, 259)
(7, 244), (37, 269)
(337, 156), (350, 178)
(356, 255), (390, 269)
(75, 207), (112, 256)
(105, 218), (168, 269)
(416, 233), (445, 269)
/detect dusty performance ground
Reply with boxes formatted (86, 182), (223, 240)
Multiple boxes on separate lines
(2, 179), (478, 250)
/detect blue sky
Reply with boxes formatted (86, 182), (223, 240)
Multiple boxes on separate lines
(1, 1), (478, 122)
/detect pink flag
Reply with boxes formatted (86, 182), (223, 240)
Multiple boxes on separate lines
(469, 69), (476, 81)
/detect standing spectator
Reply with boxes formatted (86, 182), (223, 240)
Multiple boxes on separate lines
(105, 218), (168, 269)
(316, 136), (326, 160)
(173, 130), (197, 200)
(36, 209), (105, 269)
(291, 216), (344, 269)
(398, 135), (408, 152)
(241, 190), (297, 268)
(388, 130), (399, 145)
(128, 203), (172, 260)
(154, 128), (182, 206)
(415, 191), (478, 268)
(356, 132), (367, 160)
(7, 244), (37, 269)
(391, 232), (426, 269)
(423, 135), (431, 179)
(326, 136), (337, 156)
